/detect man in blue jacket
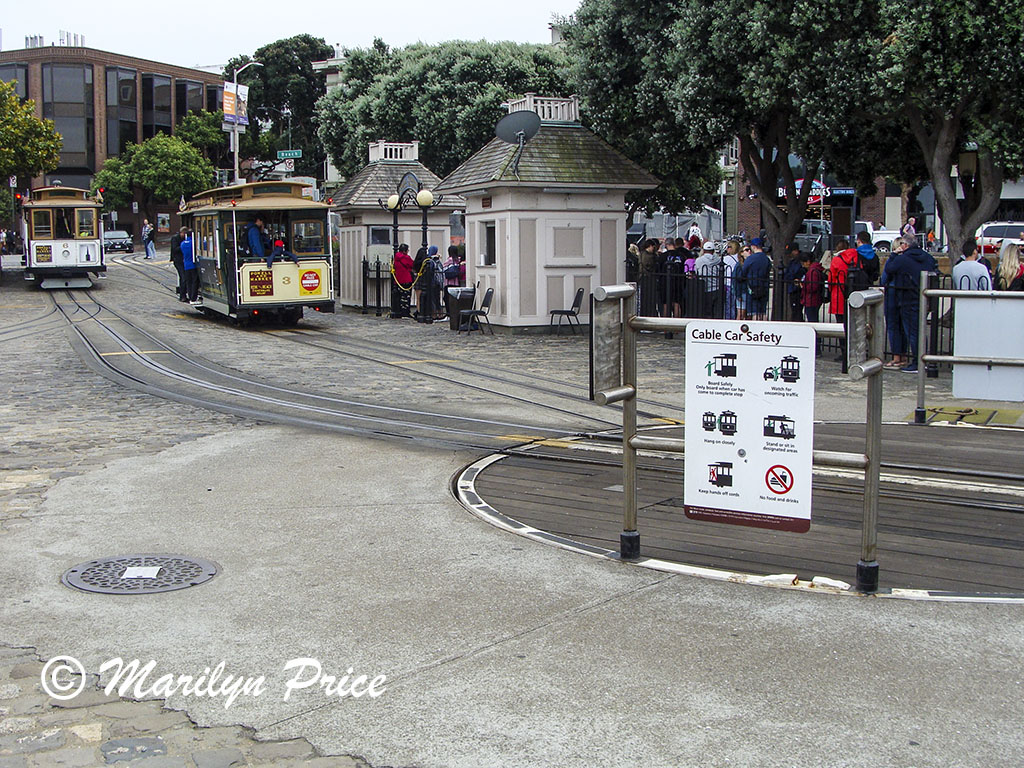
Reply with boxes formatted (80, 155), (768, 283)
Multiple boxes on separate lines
(246, 216), (268, 262)
(881, 236), (936, 373)
(736, 237), (772, 320)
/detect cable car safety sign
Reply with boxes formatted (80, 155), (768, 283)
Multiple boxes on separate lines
(684, 320), (816, 532)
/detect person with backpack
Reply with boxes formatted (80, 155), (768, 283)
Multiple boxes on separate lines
(881, 235), (937, 372)
(855, 230), (880, 284)
(782, 243), (806, 321)
(736, 237), (771, 320)
(245, 216), (269, 263)
(180, 228), (199, 303)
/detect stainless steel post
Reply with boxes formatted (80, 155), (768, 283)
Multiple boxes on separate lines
(621, 298), (640, 559)
(915, 270), (929, 423)
(856, 297), (884, 592)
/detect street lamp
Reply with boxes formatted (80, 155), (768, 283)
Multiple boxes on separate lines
(232, 61), (263, 184)
(377, 173), (442, 256)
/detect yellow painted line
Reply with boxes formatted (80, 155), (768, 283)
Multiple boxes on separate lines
(651, 417), (685, 425)
(99, 350), (171, 357)
(163, 313), (189, 318)
(391, 359), (459, 365)
(535, 439), (575, 448)
(494, 434), (547, 442)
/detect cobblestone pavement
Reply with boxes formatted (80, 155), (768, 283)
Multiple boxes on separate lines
(0, 256), (1018, 766)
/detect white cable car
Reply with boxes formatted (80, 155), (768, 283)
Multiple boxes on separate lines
(22, 186), (104, 288)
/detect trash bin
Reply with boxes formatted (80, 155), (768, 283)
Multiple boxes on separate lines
(448, 287), (475, 330)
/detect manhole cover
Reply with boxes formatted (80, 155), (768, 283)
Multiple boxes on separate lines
(61, 554), (219, 595)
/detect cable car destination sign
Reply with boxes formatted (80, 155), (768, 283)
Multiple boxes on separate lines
(684, 320), (816, 532)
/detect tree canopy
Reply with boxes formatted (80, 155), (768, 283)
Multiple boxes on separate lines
(225, 34), (335, 178)
(0, 80), (61, 180)
(316, 39), (572, 180)
(91, 135), (214, 219)
(176, 109), (230, 169)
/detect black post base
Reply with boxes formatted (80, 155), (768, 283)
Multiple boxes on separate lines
(620, 531), (640, 560)
(914, 407), (927, 424)
(856, 560), (879, 593)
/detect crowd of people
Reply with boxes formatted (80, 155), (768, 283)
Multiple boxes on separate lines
(628, 223), (1023, 373)
(389, 244), (466, 323)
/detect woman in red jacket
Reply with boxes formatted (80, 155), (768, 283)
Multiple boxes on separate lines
(390, 243), (415, 318)
(828, 241), (860, 321)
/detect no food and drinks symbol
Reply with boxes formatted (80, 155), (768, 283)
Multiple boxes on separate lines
(765, 464), (794, 494)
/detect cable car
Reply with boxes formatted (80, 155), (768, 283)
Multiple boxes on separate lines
(22, 186), (104, 288)
(702, 412), (717, 431)
(780, 355), (801, 383)
(719, 410), (737, 435)
(713, 353), (737, 378)
(181, 181), (335, 324)
(763, 415), (796, 439)
(708, 461), (733, 487)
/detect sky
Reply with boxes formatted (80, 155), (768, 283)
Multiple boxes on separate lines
(2, 0), (582, 72)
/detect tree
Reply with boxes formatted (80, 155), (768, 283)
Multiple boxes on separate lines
(90, 156), (132, 212)
(561, 2), (721, 216)
(176, 110), (229, 169)
(872, 0), (1024, 257)
(226, 35), (336, 178)
(316, 40), (572, 180)
(91, 135), (213, 219)
(0, 80), (61, 179)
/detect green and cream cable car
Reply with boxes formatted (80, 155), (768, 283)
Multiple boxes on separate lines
(22, 186), (105, 288)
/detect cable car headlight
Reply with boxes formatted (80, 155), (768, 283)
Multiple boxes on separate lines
(62, 249), (71, 258)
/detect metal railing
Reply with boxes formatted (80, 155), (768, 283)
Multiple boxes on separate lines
(591, 283), (887, 592)
(915, 272), (1024, 422)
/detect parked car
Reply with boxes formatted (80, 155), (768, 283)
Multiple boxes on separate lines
(973, 221), (1024, 256)
(794, 220), (831, 256)
(853, 221), (902, 253)
(102, 229), (134, 253)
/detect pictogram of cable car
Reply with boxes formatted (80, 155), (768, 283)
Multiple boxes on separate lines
(763, 415), (796, 439)
(780, 355), (801, 382)
(708, 461), (733, 487)
(713, 353), (737, 378)
(719, 410), (737, 435)
(703, 412), (717, 431)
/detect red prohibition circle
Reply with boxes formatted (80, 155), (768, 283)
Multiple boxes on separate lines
(300, 271), (320, 291)
(765, 464), (794, 494)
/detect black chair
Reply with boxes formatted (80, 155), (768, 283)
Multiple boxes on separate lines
(549, 287), (585, 334)
(459, 287), (494, 334)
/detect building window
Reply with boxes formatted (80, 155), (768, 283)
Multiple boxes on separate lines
(42, 64), (94, 171)
(0, 63), (28, 99)
(481, 222), (496, 266)
(175, 79), (204, 124)
(141, 73), (172, 139)
(105, 66), (137, 156)
(370, 227), (391, 246)
(206, 85), (223, 113)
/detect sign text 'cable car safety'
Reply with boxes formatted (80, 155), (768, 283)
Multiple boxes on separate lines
(684, 320), (816, 532)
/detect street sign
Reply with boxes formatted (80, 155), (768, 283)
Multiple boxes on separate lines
(8, 176), (16, 188)
(277, 149), (302, 160)
(283, 159), (295, 172)
(132, 202), (139, 214)
(684, 320), (816, 532)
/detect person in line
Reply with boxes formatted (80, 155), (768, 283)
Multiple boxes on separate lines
(800, 252), (825, 322)
(881, 235), (936, 373)
(733, 243), (752, 320)
(390, 244), (414, 319)
(855, 230), (880, 284)
(694, 240), (723, 318)
(953, 240), (991, 291)
(427, 245), (445, 319)
(662, 238), (683, 319)
(442, 246), (465, 319)
(722, 240), (741, 320)
(142, 219), (156, 260)
(996, 243), (1024, 291)
(169, 226), (188, 301)
(736, 237), (771, 320)
(638, 239), (659, 317)
(181, 229), (199, 303)
(782, 243), (805, 321)
(901, 216), (917, 245)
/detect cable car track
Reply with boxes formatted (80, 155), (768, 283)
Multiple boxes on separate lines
(51, 289), (610, 452)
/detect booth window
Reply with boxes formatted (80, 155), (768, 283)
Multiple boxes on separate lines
(482, 221), (496, 266)
(370, 227), (391, 246)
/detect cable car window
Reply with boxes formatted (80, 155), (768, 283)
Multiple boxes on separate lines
(292, 220), (323, 254)
(54, 208), (75, 239)
(32, 210), (53, 239)
(253, 185), (293, 196)
(76, 209), (96, 238)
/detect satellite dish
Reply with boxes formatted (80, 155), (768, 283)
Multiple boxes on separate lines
(496, 111), (541, 144)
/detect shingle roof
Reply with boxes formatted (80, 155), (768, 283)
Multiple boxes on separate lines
(435, 124), (659, 194)
(332, 161), (464, 210)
